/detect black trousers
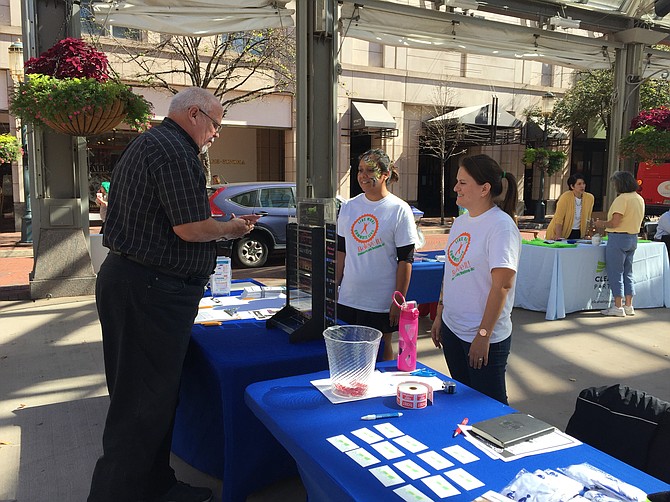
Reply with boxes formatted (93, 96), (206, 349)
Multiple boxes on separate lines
(88, 253), (207, 501)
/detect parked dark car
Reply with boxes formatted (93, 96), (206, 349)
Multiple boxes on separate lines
(208, 182), (296, 268)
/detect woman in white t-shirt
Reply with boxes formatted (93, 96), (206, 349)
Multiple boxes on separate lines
(336, 149), (419, 361)
(430, 154), (521, 404)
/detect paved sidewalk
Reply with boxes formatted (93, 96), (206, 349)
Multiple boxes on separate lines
(2, 293), (668, 501)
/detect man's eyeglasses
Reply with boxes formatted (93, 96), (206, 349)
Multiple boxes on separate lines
(198, 108), (222, 133)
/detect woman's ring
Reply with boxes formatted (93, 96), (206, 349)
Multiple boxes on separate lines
(478, 357), (483, 361)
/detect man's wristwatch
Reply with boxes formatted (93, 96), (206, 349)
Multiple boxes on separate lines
(478, 328), (489, 338)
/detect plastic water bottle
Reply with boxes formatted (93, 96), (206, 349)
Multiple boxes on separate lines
(394, 291), (419, 372)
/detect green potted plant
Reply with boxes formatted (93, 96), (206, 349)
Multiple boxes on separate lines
(0, 134), (23, 164)
(619, 107), (670, 164)
(522, 147), (567, 176)
(9, 38), (153, 136)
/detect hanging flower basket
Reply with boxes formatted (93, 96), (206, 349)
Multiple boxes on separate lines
(9, 38), (153, 136)
(619, 107), (670, 164)
(43, 97), (127, 136)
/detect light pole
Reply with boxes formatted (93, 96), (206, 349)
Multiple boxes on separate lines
(8, 40), (30, 243)
(533, 91), (555, 223)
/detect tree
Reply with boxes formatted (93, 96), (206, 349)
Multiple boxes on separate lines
(82, 6), (295, 182)
(551, 68), (670, 135)
(551, 69), (613, 135)
(420, 84), (466, 224)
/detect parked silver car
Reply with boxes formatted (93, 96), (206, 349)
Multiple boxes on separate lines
(208, 182), (296, 268)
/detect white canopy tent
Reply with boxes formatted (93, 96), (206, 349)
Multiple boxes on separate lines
(429, 104), (523, 128)
(92, 0), (670, 74)
(89, 0), (670, 200)
(92, 0), (295, 36)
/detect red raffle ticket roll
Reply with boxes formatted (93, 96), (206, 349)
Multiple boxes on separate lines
(396, 381), (434, 409)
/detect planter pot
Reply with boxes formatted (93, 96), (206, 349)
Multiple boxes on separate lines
(42, 98), (127, 137)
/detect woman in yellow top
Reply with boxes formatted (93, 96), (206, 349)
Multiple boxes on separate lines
(546, 173), (594, 240)
(595, 171), (645, 317)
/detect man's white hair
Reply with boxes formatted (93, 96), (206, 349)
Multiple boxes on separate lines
(168, 87), (220, 115)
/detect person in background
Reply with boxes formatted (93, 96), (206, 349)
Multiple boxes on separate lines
(595, 171), (645, 317)
(95, 181), (110, 233)
(336, 149), (419, 361)
(430, 154), (521, 404)
(654, 210), (670, 257)
(89, 87), (259, 502)
(211, 174), (222, 184)
(545, 173), (594, 240)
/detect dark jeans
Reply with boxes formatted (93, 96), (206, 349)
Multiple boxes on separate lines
(439, 321), (511, 404)
(88, 253), (207, 502)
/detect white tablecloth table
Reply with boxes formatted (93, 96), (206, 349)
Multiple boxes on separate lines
(514, 241), (670, 320)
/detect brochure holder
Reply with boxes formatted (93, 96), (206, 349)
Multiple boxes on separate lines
(267, 198), (338, 342)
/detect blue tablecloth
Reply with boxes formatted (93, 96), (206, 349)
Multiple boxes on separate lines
(172, 282), (329, 502)
(407, 251), (444, 305)
(245, 361), (670, 502)
(514, 241), (670, 320)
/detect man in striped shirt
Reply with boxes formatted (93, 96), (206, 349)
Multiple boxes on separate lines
(89, 87), (258, 502)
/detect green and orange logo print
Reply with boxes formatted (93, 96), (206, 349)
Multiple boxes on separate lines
(351, 213), (384, 255)
(447, 232), (474, 279)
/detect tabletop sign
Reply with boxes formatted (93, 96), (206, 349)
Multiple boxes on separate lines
(267, 198), (338, 342)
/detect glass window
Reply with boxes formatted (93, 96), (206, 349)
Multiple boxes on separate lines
(260, 187), (294, 208)
(231, 190), (258, 208)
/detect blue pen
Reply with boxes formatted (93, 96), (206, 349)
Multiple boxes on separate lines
(360, 412), (403, 421)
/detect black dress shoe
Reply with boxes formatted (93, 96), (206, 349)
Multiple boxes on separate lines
(149, 481), (212, 502)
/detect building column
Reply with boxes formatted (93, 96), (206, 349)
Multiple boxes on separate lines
(23, 0), (96, 298)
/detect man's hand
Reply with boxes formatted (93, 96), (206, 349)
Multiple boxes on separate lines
(225, 213), (261, 239)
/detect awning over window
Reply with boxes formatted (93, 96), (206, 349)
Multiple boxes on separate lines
(428, 104), (522, 128)
(351, 102), (396, 130)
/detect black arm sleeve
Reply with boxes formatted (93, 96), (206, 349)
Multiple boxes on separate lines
(338, 235), (346, 253)
(397, 244), (415, 263)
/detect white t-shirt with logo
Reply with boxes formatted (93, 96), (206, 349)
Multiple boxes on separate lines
(338, 192), (419, 312)
(440, 206), (521, 343)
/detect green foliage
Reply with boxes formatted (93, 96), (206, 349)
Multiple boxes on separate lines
(552, 69), (613, 134)
(552, 68), (670, 135)
(619, 125), (670, 163)
(0, 134), (22, 164)
(522, 147), (567, 176)
(640, 78), (670, 111)
(10, 74), (153, 132)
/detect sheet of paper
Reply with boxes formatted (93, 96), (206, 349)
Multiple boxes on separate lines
(373, 422), (404, 438)
(198, 296), (245, 308)
(326, 434), (359, 452)
(444, 467), (485, 490)
(371, 440), (405, 460)
(194, 307), (279, 323)
(351, 427), (384, 444)
(393, 459), (430, 480)
(310, 371), (398, 404)
(417, 450), (454, 470)
(442, 445), (480, 464)
(393, 435), (428, 453)
(345, 447), (381, 467)
(421, 474), (461, 498)
(310, 371), (447, 404)
(369, 465), (405, 487)
(194, 309), (241, 323)
(393, 484), (435, 502)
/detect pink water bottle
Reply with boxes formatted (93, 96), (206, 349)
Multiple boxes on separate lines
(393, 291), (419, 372)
